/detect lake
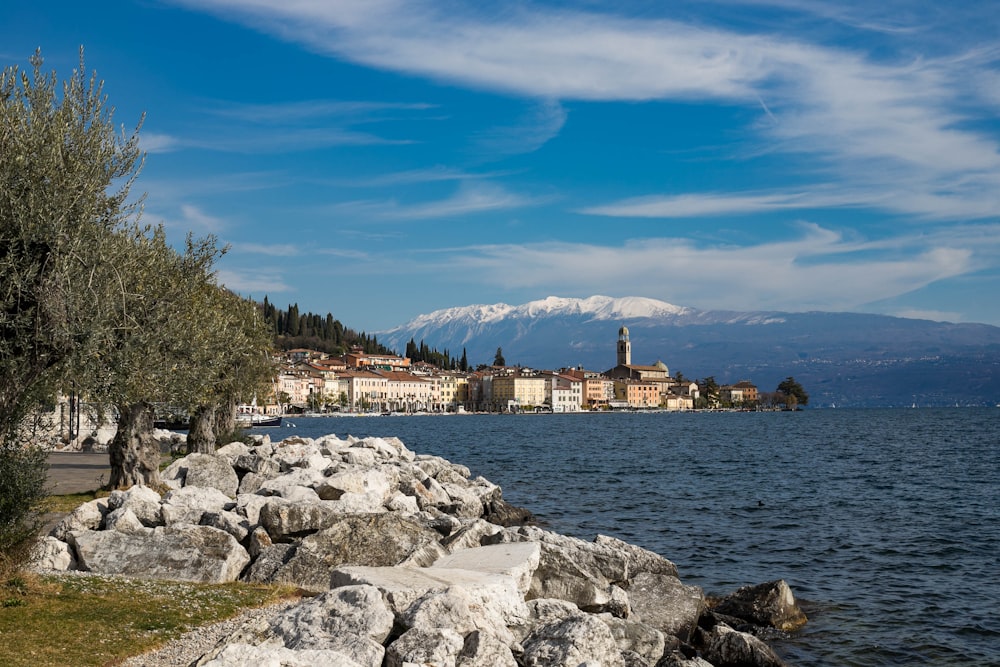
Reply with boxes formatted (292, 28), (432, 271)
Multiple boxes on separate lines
(253, 408), (1000, 665)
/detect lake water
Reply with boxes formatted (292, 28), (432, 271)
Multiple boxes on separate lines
(253, 408), (1000, 666)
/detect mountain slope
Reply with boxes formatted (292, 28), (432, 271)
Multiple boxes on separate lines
(378, 296), (1000, 407)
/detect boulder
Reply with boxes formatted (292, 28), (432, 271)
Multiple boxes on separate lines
(258, 497), (340, 539)
(49, 498), (108, 541)
(214, 441), (251, 467)
(442, 518), (504, 552)
(457, 630), (518, 667)
(197, 643), (363, 667)
(430, 542), (541, 596)
(271, 440), (329, 471)
(30, 536), (76, 571)
(401, 586), (517, 646)
(331, 565), (528, 626)
(243, 543), (296, 584)
(701, 623), (790, 667)
(70, 524), (250, 583)
(104, 507), (149, 534)
(712, 579), (807, 632)
(200, 510), (251, 542)
(162, 453), (239, 497)
(385, 627), (465, 667)
(272, 514), (446, 592)
(341, 447), (377, 467)
(398, 471), (452, 510)
(161, 486), (234, 526)
(521, 610), (626, 667)
(493, 527), (631, 613)
(601, 613), (667, 666)
(268, 585), (393, 664)
(316, 467), (397, 501)
(106, 486), (163, 527)
(628, 572), (704, 642)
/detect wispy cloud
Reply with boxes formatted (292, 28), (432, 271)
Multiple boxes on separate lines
(229, 242), (300, 256)
(330, 181), (540, 221)
(473, 99), (567, 157)
(427, 223), (983, 313)
(155, 204), (229, 234)
(140, 131), (183, 154)
(216, 268), (293, 295)
(171, 0), (1000, 219)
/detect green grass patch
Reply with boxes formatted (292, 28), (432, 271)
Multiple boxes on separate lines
(0, 573), (299, 667)
(38, 490), (107, 514)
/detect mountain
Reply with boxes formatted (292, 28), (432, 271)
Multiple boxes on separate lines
(378, 296), (1000, 407)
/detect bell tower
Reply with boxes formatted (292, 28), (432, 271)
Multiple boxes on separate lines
(617, 326), (631, 366)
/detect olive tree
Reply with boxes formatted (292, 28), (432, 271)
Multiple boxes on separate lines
(0, 49), (143, 566)
(0, 48), (143, 438)
(185, 286), (275, 454)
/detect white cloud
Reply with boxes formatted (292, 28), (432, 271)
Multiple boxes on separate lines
(215, 268), (292, 295)
(140, 131), (183, 154)
(473, 99), (567, 157)
(154, 204), (229, 234)
(434, 224), (976, 313)
(330, 181), (540, 221)
(230, 242), (300, 256)
(171, 0), (1000, 220)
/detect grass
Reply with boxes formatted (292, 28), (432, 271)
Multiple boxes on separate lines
(37, 490), (108, 514)
(0, 572), (299, 667)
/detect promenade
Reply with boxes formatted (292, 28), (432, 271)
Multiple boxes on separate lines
(46, 451), (111, 495)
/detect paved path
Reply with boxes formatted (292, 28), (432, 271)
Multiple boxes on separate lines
(46, 451), (111, 495)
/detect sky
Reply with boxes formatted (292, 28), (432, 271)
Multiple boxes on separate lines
(4, 1), (1000, 331)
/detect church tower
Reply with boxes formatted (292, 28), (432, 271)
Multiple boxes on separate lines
(617, 326), (632, 367)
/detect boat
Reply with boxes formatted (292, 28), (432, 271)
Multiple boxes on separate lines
(238, 413), (283, 428)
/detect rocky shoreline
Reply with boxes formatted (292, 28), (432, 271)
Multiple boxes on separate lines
(34, 432), (806, 666)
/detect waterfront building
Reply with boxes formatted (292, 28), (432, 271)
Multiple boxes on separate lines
(541, 371), (584, 412)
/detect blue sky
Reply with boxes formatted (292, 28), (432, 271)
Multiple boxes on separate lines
(5, 1), (1000, 330)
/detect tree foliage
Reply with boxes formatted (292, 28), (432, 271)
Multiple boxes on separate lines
(261, 297), (391, 357)
(777, 376), (809, 408)
(2, 50), (276, 494)
(493, 347), (506, 367)
(0, 48), (144, 439)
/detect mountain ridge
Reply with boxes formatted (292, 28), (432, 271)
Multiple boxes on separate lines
(378, 296), (1000, 407)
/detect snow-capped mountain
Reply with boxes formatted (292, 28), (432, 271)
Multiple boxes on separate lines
(378, 296), (1000, 407)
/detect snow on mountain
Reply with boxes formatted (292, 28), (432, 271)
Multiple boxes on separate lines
(377, 295), (1000, 407)
(384, 295), (692, 333)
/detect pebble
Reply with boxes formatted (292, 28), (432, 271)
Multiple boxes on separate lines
(119, 598), (299, 667)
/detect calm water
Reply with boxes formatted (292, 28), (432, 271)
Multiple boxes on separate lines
(254, 409), (1000, 666)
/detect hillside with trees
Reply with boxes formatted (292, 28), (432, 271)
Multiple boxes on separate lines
(260, 297), (393, 357)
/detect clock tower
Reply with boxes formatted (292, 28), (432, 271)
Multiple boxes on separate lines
(617, 326), (631, 367)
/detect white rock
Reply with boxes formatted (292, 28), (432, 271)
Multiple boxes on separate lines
(331, 565), (528, 627)
(201, 510), (251, 542)
(269, 585), (393, 664)
(341, 447), (377, 467)
(385, 492), (420, 515)
(70, 524), (249, 583)
(107, 485), (163, 526)
(430, 542), (541, 597)
(105, 507), (149, 534)
(522, 611), (626, 667)
(198, 643), (363, 667)
(49, 498), (108, 540)
(385, 627), (465, 667)
(161, 486), (234, 526)
(214, 441), (251, 467)
(30, 536), (76, 571)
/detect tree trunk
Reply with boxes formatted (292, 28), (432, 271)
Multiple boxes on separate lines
(213, 399), (237, 443)
(186, 404), (216, 454)
(109, 402), (161, 488)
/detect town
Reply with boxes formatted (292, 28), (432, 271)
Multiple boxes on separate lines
(257, 327), (771, 416)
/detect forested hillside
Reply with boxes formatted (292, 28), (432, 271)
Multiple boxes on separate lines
(259, 297), (394, 357)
